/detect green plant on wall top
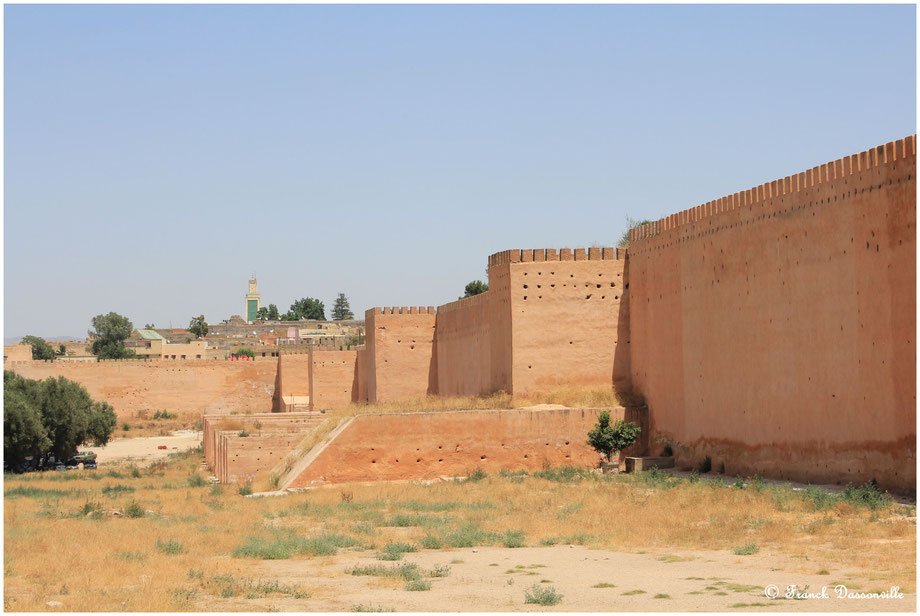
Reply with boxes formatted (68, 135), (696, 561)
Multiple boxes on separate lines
(233, 348), (255, 359)
(587, 410), (641, 462)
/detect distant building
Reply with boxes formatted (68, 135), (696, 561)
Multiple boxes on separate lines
(245, 275), (261, 323)
(128, 329), (207, 360)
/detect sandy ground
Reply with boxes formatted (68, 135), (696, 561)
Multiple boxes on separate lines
(197, 545), (914, 612)
(85, 431), (202, 466)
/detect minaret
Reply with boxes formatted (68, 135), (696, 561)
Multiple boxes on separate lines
(245, 274), (261, 323)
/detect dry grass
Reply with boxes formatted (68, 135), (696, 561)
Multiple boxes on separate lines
(4, 451), (914, 611)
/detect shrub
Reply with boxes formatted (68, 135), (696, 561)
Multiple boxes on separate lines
(502, 530), (526, 548)
(122, 423), (131, 431)
(428, 564), (451, 578)
(733, 543), (759, 556)
(238, 480), (253, 496)
(404, 579), (431, 591)
(125, 501), (145, 518)
(376, 542), (417, 561)
(586, 411), (641, 462)
(156, 538), (184, 555)
(687, 471), (700, 483)
(187, 474), (207, 487)
(524, 584), (563, 606)
(419, 535), (443, 549)
(840, 481), (891, 510)
(465, 467), (487, 482)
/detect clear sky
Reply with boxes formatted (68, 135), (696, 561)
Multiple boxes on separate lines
(4, 4), (916, 340)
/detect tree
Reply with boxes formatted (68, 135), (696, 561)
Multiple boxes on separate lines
(188, 315), (208, 339)
(256, 307), (269, 321)
(462, 280), (489, 299)
(3, 371), (116, 465)
(144, 323), (156, 329)
(331, 293), (354, 320)
(617, 217), (653, 248)
(233, 348), (255, 359)
(3, 380), (51, 466)
(57, 344), (67, 356)
(266, 304), (280, 320)
(21, 335), (56, 361)
(89, 312), (135, 359)
(283, 298), (325, 321)
(586, 410), (641, 462)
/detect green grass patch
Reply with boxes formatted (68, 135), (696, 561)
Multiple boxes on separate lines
(733, 543), (759, 556)
(156, 539), (184, 555)
(4, 485), (71, 499)
(233, 531), (362, 560)
(524, 584), (563, 606)
(501, 530), (527, 548)
(592, 583), (616, 588)
(622, 590), (646, 596)
(654, 594), (671, 599)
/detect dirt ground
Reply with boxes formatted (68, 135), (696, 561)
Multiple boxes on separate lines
(86, 431), (202, 466)
(200, 545), (914, 612)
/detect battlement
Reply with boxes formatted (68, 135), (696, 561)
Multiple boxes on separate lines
(488, 247), (625, 269)
(366, 306), (437, 317)
(436, 290), (492, 315)
(630, 135), (917, 243)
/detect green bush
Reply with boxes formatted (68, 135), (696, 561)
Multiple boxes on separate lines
(187, 474), (207, 488)
(156, 538), (184, 555)
(238, 481), (253, 496)
(404, 579), (431, 591)
(465, 467), (487, 482)
(125, 501), (145, 518)
(733, 543), (759, 556)
(501, 530), (526, 548)
(840, 482), (891, 510)
(586, 411), (641, 462)
(419, 535), (443, 549)
(524, 584), (563, 606)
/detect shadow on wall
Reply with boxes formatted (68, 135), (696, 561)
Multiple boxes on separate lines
(612, 256), (631, 392)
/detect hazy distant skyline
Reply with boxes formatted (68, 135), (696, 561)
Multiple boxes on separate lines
(5, 4), (916, 339)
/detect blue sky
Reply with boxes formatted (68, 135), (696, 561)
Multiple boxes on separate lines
(4, 4), (916, 340)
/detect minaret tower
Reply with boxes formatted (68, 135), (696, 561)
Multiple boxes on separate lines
(245, 274), (261, 323)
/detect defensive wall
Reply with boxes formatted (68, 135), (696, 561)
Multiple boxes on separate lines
(6, 358), (277, 418)
(308, 347), (359, 411)
(364, 307), (438, 403)
(203, 412), (325, 483)
(628, 136), (916, 491)
(284, 406), (648, 487)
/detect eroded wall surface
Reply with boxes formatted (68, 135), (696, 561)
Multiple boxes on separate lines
(629, 136), (916, 491)
(6, 359), (277, 418)
(286, 407), (648, 487)
(365, 307), (437, 402)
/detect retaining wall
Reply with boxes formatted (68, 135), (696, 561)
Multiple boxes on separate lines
(286, 407), (648, 487)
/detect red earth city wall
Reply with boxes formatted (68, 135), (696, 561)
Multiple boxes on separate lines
(309, 348), (358, 411)
(6, 358), (277, 419)
(364, 307), (437, 403)
(499, 247), (630, 394)
(286, 407), (648, 487)
(628, 136), (916, 491)
(271, 352), (310, 411)
(435, 290), (506, 396)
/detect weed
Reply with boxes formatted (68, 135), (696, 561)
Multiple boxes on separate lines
(654, 593), (671, 599)
(687, 470), (700, 483)
(622, 589), (647, 595)
(404, 579), (432, 591)
(125, 501), (145, 518)
(102, 484), (135, 495)
(428, 564), (451, 578)
(817, 570), (830, 575)
(234, 531), (361, 559)
(502, 529), (527, 548)
(376, 542), (417, 561)
(592, 583), (616, 588)
(4, 486), (70, 499)
(733, 475), (745, 489)
(465, 467), (487, 482)
(539, 537), (559, 546)
(117, 551), (146, 562)
(130, 466), (141, 478)
(733, 543), (759, 556)
(444, 523), (497, 548)
(351, 605), (395, 612)
(187, 569), (204, 580)
(524, 584), (563, 606)
(208, 484), (222, 497)
(419, 535), (443, 549)
(840, 482), (891, 510)
(238, 481), (253, 496)
(187, 474), (207, 488)
(533, 466), (595, 483)
(156, 539), (184, 555)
